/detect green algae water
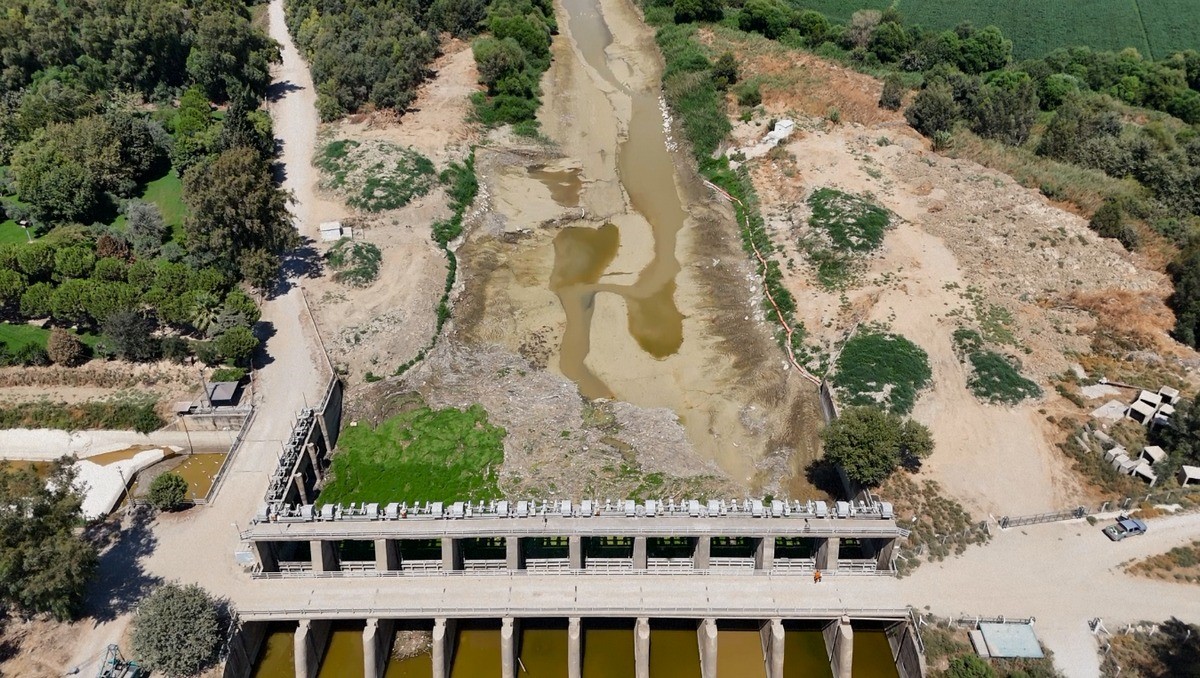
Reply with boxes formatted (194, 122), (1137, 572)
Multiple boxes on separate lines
(251, 625), (296, 678)
(582, 624), (635, 677)
(450, 623), (502, 678)
(783, 630), (833, 678)
(649, 627), (701, 678)
(852, 630), (899, 678)
(716, 629), (765, 678)
(518, 624), (569, 677)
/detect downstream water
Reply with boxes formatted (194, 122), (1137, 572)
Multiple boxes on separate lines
(649, 627), (701, 677)
(317, 624), (365, 677)
(783, 630), (833, 678)
(517, 624), (568, 677)
(450, 624), (501, 677)
(852, 630), (899, 678)
(581, 624), (635, 676)
(552, 0), (688, 399)
(716, 629), (766, 678)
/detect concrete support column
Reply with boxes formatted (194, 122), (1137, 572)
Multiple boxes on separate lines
(293, 619), (331, 678)
(698, 619), (718, 678)
(756, 537), (775, 570)
(501, 617), (517, 678)
(375, 539), (398, 572)
(311, 540), (338, 572)
(569, 536), (583, 569)
(693, 536), (710, 570)
(294, 473), (309, 505)
(316, 413), (332, 462)
(306, 442), (323, 483)
(767, 619), (785, 678)
(441, 537), (462, 571)
(363, 618), (394, 678)
(875, 538), (897, 571)
(432, 618), (456, 678)
(826, 538), (841, 573)
(635, 618), (651, 678)
(836, 616), (853, 678)
(253, 541), (278, 572)
(633, 537), (648, 570)
(506, 537), (521, 570)
(568, 617), (582, 678)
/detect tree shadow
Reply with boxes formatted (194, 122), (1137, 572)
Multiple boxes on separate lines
(284, 239), (324, 282)
(266, 80), (303, 103)
(252, 321), (278, 370)
(805, 459), (849, 500)
(81, 506), (162, 624)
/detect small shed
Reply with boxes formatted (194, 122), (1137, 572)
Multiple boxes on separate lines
(1137, 390), (1162, 407)
(319, 221), (350, 242)
(204, 381), (241, 407)
(1141, 446), (1167, 465)
(1110, 453), (1131, 471)
(1105, 446), (1127, 463)
(1179, 465), (1200, 487)
(1159, 386), (1181, 404)
(1118, 458), (1140, 475)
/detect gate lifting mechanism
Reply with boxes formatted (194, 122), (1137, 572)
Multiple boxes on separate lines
(96, 644), (141, 678)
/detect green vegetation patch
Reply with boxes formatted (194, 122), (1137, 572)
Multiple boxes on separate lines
(319, 401), (506, 504)
(952, 328), (1041, 405)
(807, 187), (892, 252)
(800, 188), (893, 289)
(832, 328), (931, 415)
(0, 395), (162, 433)
(316, 140), (436, 212)
(792, 0), (1164, 59)
(326, 238), (382, 288)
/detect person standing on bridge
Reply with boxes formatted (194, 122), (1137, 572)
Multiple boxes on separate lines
(813, 570), (822, 583)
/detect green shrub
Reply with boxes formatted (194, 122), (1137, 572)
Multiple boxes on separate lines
(210, 367), (246, 382)
(148, 472), (189, 511)
(807, 187), (892, 252)
(130, 583), (222, 677)
(833, 328), (932, 415)
(326, 238), (383, 288)
(953, 328), (1041, 404)
(316, 140), (436, 212)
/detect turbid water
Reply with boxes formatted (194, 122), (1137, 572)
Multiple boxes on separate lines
(783, 629), (833, 678)
(852, 630), (899, 678)
(450, 624), (502, 678)
(517, 624), (568, 677)
(649, 627), (702, 677)
(716, 628), (766, 678)
(552, 0), (688, 398)
(317, 624), (366, 677)
(581, 624), (635, 676)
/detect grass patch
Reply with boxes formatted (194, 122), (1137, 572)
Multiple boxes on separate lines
(326, 238), (382, 288)
(832, 327), (931, 415)
(0, 395), (162, 433)
(793, 0), (1167, 59)
(110, 171), (186, 242)
(319, 399), (506, 504)
(881, 474), (989, 576)
(800, 188), (893, 288)
(316, 139), (436, 212)
(807, 188), (891, 252)
(0, 323), (100, 351)
(952, 328), (1041, 404)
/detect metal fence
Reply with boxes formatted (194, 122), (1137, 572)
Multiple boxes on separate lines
(998, 507), (1087, 529)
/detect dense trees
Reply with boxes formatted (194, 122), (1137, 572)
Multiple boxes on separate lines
(286, 0), (439, 120)
(0, 459), (97, 620)
(471, 0), (557, 128)
(821, 406), (933, 486)
(131, 583), (224, 677)
(182, 147), (296, 281)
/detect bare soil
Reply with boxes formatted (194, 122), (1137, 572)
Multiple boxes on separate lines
(720, 37), (1198, 516)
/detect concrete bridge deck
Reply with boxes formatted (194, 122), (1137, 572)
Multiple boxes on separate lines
(232, 572), (910, 622)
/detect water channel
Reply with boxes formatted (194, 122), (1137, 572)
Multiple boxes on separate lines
(551, 0), (688, 399)
(248, 621), (901, 677)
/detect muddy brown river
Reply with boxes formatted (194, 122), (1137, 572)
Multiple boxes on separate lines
(462, 0), (823, 491)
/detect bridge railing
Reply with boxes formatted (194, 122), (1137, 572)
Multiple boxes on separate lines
(236, 603), (916, 622)
(249, 566), (892, 580)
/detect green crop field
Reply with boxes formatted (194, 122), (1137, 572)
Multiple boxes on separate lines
(787, 0), (1200, 59)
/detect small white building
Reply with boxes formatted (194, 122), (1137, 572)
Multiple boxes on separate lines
(1141, 445), (1167, 465)
(319, 221), (353, 242)
(1179, 465), (1200, 487)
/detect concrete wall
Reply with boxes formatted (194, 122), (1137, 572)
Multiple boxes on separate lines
(221, 621), (270, 678)
(0, 429), (237, 459)
(888, 620), (925, 678)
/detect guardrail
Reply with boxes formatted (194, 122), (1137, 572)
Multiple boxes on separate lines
(236, 604), (915, 622)
(998, 507), (1087, 529)
(201, 404), (258, 505)
(244, 521), (904, 540)
(249, 566), (891, 580)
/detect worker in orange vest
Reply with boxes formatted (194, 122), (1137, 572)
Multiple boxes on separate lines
(813, 569), (822, 583)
